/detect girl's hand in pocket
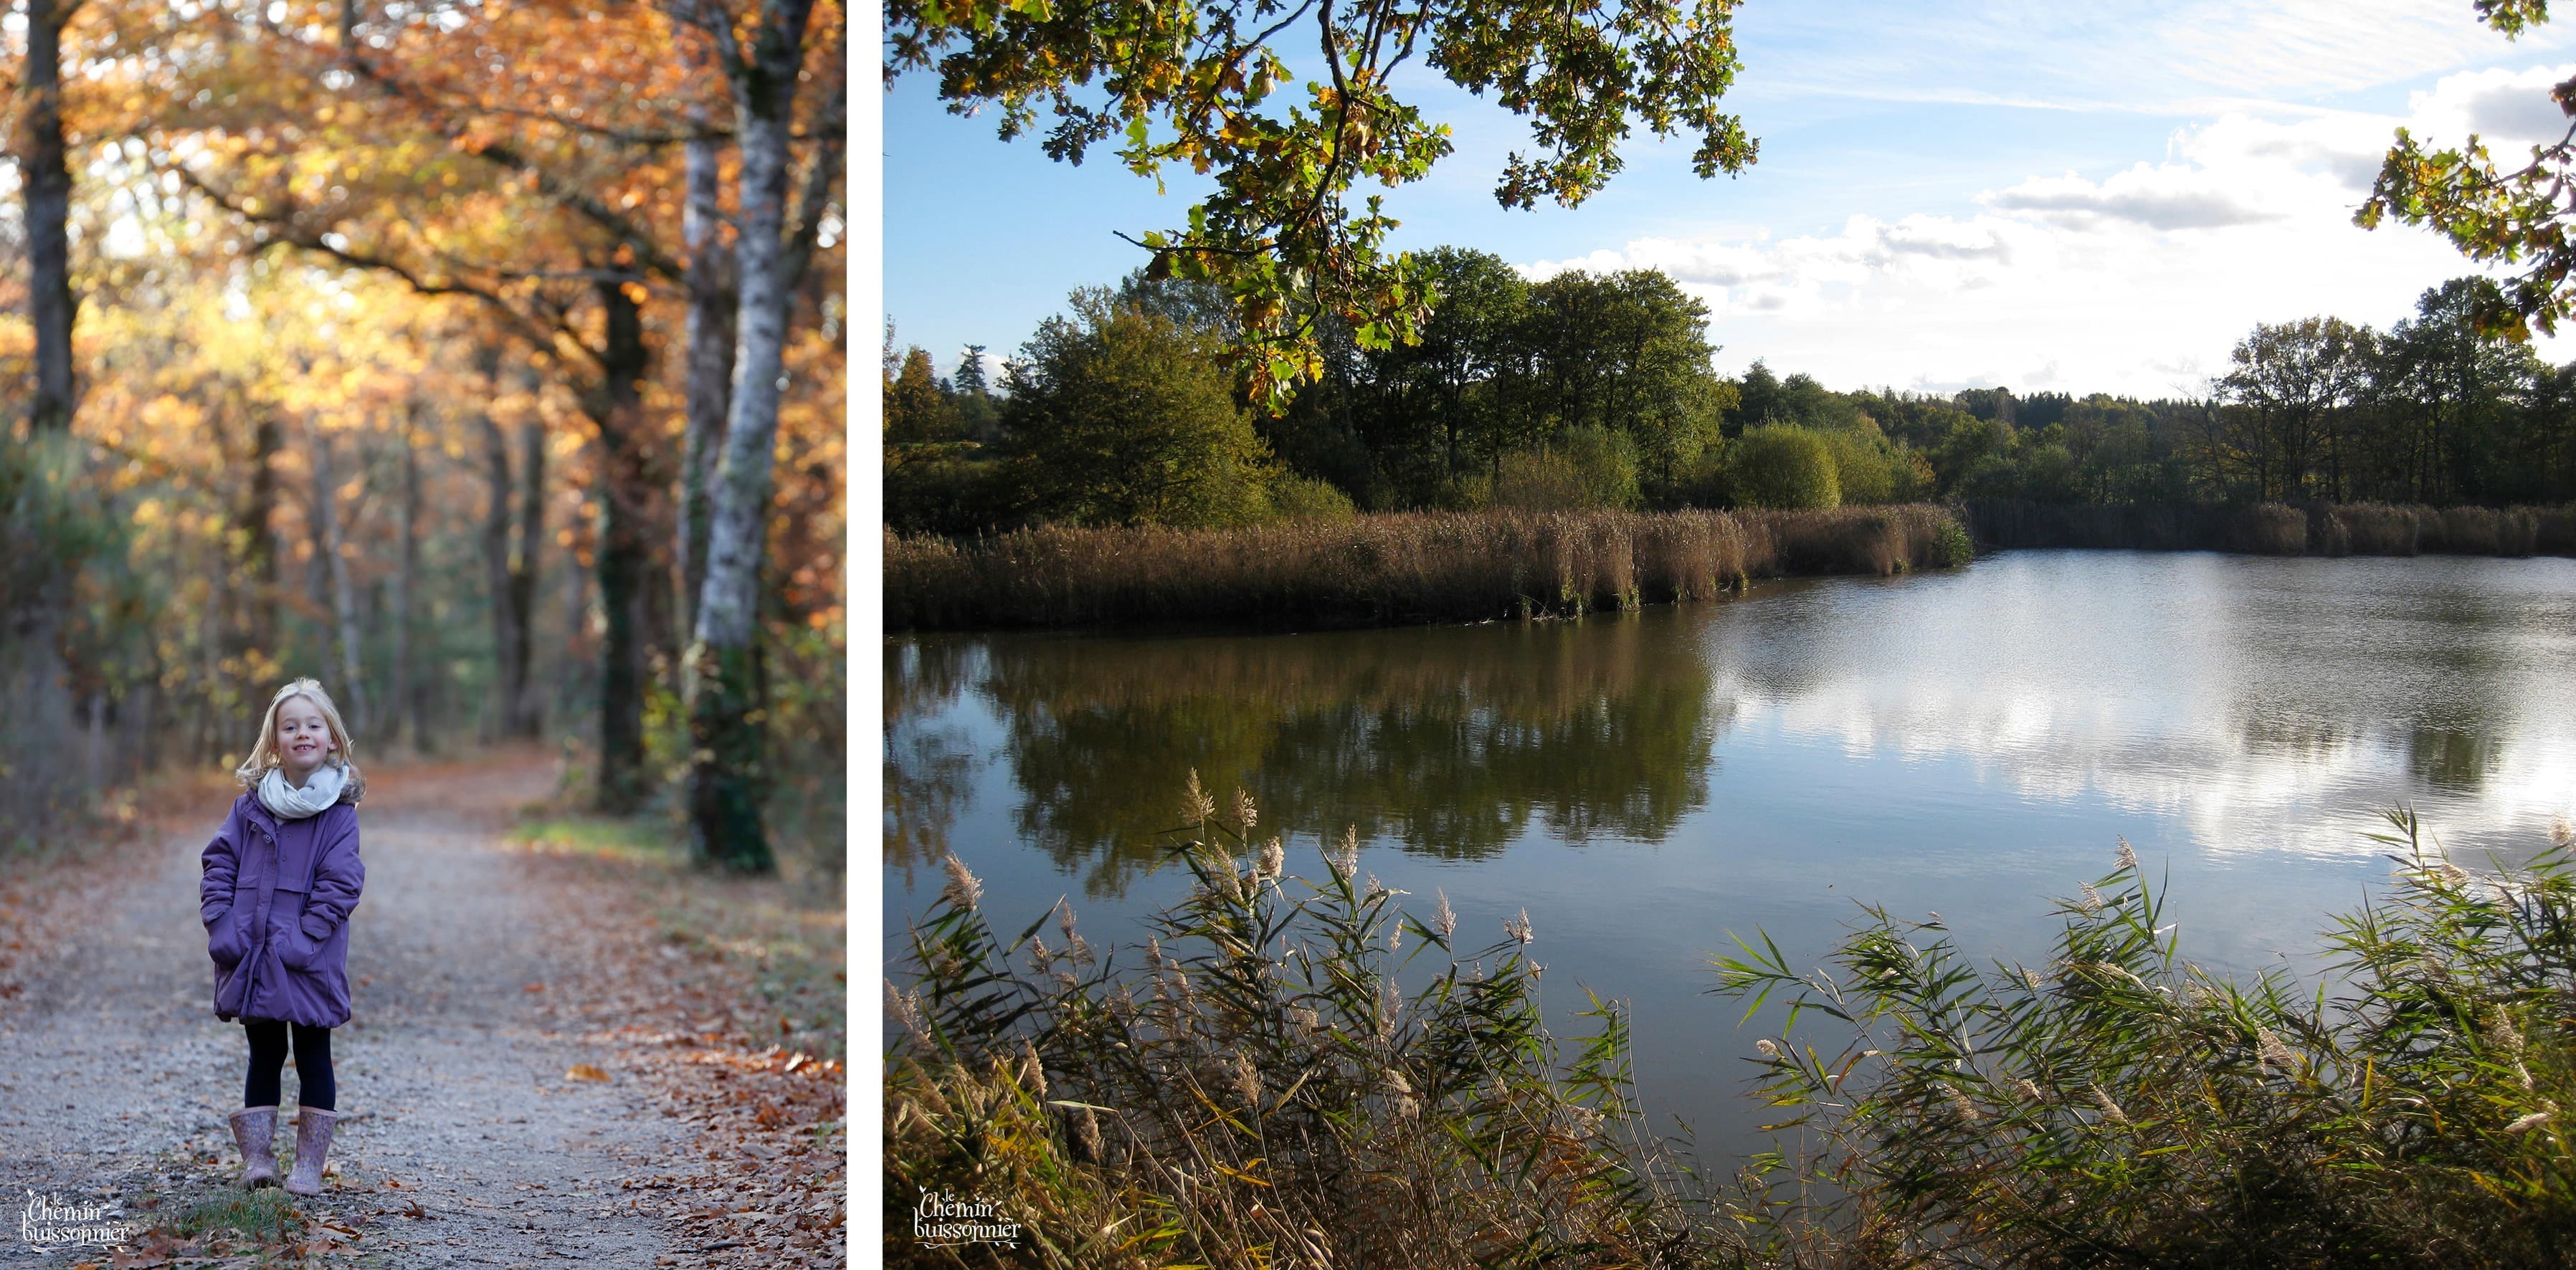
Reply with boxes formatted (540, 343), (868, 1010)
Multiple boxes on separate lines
(279, 917), (331, 970)
(207, 912), (248, 968)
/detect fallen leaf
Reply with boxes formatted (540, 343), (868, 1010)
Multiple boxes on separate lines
(525, 982), (546, 993)
(567, 1064), (611, 1082)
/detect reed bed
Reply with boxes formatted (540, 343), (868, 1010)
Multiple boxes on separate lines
(1964, 498), (2576, 559)
(1715, 810), (2576, 1268)
(884, 505), (1972, 631)
(885, 776), (1734, 1269)
(888, 786), (2576, 1269)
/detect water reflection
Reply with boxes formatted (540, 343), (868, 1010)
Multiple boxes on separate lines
(888, 555), (2576, 894)
(883, 641), (987, 885)
(959, 619), (1726, 896)
(2409, 727), (2503, 793)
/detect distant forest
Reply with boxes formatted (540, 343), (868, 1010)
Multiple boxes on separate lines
(885, 249), (2576, 535)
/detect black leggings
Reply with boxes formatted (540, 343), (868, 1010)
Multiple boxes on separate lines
(242, 1021), (335, 1111)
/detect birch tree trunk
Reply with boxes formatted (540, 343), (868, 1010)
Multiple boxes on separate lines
(678, 115), (737, 639)
(308, 424), (369, 735)
(22, 0), (79, 433)
(683, 0), (842, 874)
(681, 0), (825, 873)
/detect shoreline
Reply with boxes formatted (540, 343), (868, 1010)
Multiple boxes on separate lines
(885, 500), (2576, 636)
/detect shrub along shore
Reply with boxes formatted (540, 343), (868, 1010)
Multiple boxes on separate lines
(885, 504), (1972, 632)
(1964, 498), (2576, 557)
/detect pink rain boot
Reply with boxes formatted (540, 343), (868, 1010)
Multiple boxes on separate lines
(227, 1106), (280, 1189)
(282, 1107), (338, 1197)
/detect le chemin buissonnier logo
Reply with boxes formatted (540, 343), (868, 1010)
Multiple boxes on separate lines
(915, 1188), (1022, 1251)
(20, 1191), (134, 1254)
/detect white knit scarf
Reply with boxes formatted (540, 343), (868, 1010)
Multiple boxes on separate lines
(256, 762), (347, 821)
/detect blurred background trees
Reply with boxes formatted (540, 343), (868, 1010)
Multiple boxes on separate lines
(0, 1), (845, 884)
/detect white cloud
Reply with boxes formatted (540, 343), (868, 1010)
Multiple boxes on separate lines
(2404, 62), (2576, 145)
(1984, 164), (2280, 230)
(1517, 66), (2576, 397)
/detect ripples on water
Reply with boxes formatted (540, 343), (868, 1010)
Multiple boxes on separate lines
(885, 550), (2576, 1153)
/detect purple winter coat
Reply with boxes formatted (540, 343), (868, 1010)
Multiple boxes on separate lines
(199, 778), (365, 1028)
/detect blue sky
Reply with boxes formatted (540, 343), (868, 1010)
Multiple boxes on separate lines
(879, 0), (2576, 398)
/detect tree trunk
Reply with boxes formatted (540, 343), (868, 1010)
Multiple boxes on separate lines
(511, 416), (546, 737)
(588, 276), (655, 813)
(559, 482), (591, 736)
(478, 350), (548, 742)
(475, 348), (529, 743)
(308, 423), (369, 734)
(238, 409), (282, 667)
(391, 405), (420, 751)
(22, 0), (77, 433)
(683, 0), (820, 874)
(678, 119), (738, 639)
(479, 395), (519, 743)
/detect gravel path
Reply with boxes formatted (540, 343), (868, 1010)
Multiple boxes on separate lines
(0, 763), (698, 1267)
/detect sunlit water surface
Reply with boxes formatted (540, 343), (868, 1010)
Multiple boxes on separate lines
(885, 550), (2576, 1157)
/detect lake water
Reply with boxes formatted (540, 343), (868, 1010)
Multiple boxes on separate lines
(883, 549), (2576, 1158)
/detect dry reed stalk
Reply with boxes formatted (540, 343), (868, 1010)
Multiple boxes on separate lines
(2534, 505), (2576, 555)
(2332, 504), (2420, 555)
(885, 505), (1972, 632)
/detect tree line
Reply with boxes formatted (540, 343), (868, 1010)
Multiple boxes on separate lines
(888, 261), (2576, 536)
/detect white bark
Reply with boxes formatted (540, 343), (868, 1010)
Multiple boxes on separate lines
(679, 114), (737, 638)
(690, 0), (816, 654)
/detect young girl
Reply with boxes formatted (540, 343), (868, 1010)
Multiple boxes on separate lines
(199, 678), (366, 1196)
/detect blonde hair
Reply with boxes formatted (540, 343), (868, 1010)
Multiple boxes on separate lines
(233, 677), (363, 790)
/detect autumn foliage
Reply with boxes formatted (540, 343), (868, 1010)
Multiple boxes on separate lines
(0, 1), (845, 866)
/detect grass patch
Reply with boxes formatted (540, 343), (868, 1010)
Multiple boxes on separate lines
(508, 809), (684, 864)
(156, 1187), (310, 1248)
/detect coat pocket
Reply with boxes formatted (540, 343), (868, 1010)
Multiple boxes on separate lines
(277, 925), (320, 971)
(208, 910), (249, 969)
(214, 952), (249, 1017)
